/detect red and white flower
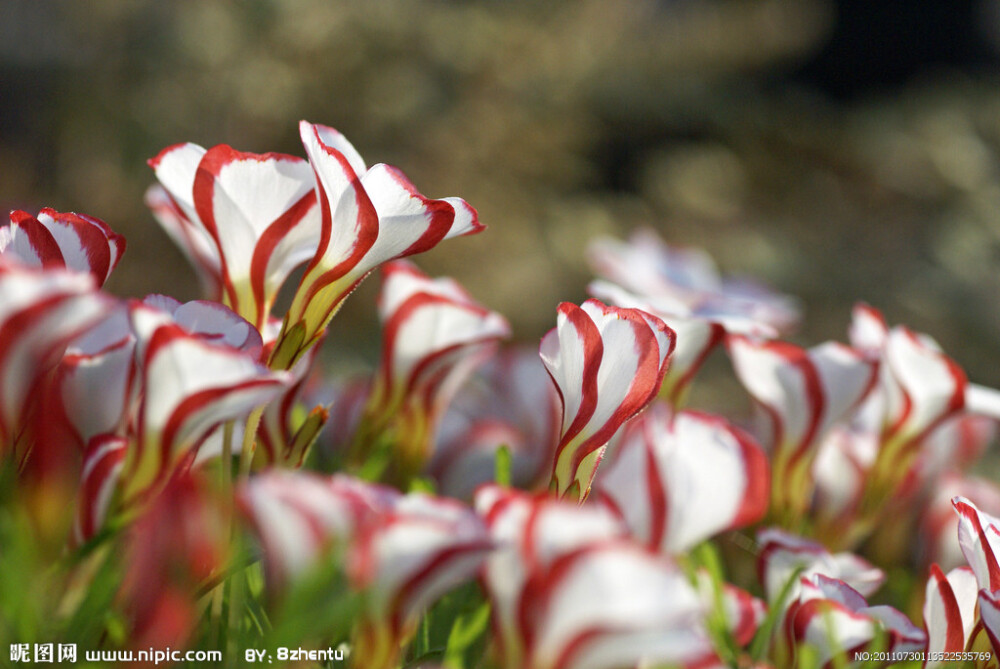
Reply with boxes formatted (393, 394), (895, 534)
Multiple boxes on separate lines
(148, 142), (320, 329)
(587, 228), (799, 335)
(922, 476), (1000, 573)
(776, 574), (924, 667)
(428, 348), (560, 500)
(273, 121), (483, 367)
(474, 485), (716, 669)
(728, 337), (877, 523)
(757, 528), (885, 606)
(594, 404), (769, 554)
(74, 434), (128, 544)
(1, 208), (125, 286)
(120, 470), (230, 652)
(540, 299), (674, 501)
(238, 471), (397, 590)
(0, 260), (114, 458)
(121, 305), (290, 500)
(349, 493), (493, 669)
(923, 564), (978, 667)
(350, 261), (510, 479)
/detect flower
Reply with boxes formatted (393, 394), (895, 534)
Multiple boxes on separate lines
(121, 303), (290, 500)
(923, 564), (978, 667)
(348, 493), (492, 669)
(73, 435), (127, 544)
(148, 142), (320, 329)
(777, 574), (924, 667)
(239, 472), (491, 669)
(540, 299), (674, 501)
(474, 485), (716, 669)
(238, 471), (396, 590)
(728, 336), (876, 525)
(0, 260), (114, 460)
(587, 228), (799, 335)
(120, 470), (230, 653)
(594, 404), (769, 554)
(427, 347), (560, 500)
(272, 121), (483, 368)
(348, 261), (510, 481)
(1, 208), (125, 286)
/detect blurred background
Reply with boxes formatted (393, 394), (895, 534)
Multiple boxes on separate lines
(3, 0), (1000, 389)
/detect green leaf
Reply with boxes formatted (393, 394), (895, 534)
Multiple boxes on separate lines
(494, 445), (512, 487)
(749, 565), (805, 661)
(443, 600), (492, 668)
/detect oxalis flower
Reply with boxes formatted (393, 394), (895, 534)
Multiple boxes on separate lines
(539, 299), (674, 502)
(347, 261), (510, 482)
(0, 259), (114, 462)
(271, 121), (483, 369)
(1, 208), (126, 286)
(120, 302), (291, 501)
(757, 529), (923, 667)
(427, 347), (560, 500)
(728, 336), (877, 527)
(148, 142), (320, 330)
(474, 485), (718, 669)
(594, 403), (769, 554)
(239, 471), (492, 669)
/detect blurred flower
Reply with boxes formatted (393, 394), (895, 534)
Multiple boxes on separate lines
(594, 404), (769, 554)
(238, 471), (396, 590)
(922, 475), (1000, 573)
(348, 493), (492, 669)
(121, 304), (290, 501)
(728, 337), (876, 525)
(148, 142), (320, 329)
(540, 298), (674, 501)
(775, 574), (924, 667)
(756, 528), (885, 606)
(73, 435), (127, 545)
(1, 208), (125, 286)
(272, 121), (483, 368)
(587, 228), (799, 335)
(240, 471), (491, 669)
(474, 485), (716, 669)
(348, 261), (510, 482)
(120, 470), (230, 653)
(923, 564), (978, 667)
(427, 347), (560, 500)
(0, 259), (114, 463)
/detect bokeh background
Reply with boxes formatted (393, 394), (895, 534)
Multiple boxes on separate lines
(3, 0), (1000, 393)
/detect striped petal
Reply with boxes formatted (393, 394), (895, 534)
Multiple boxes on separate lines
(149, 142), (320, 329)
(540, 299), (674, 501)
(882, 327), (966, 445)
(923, 565), (978, 665)
(588, 280), (725, 408)
(278, 121), (483, 367)
(238, 471), (397, 590)
(586, 228), (799, 335)
(953, 496), (1000, 591)
(757, 528), (885, 605)
(0, 261), (114, 453)
(595, 405), (769, 554)
(3, 208), (126, 285)
(520, 542), (715, 669)
(728, 337), (876, 518)
(475, 485), (628, 669)
(145, 185), (222, 299)
(351, 262), (510, 478)
(74, 435), (128, 544)
(124, 319), (290, 500)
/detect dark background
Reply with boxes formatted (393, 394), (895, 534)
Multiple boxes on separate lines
(3, 0), (1000, 392)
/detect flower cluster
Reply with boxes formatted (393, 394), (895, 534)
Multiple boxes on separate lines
(3, 121), (1000, 669)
